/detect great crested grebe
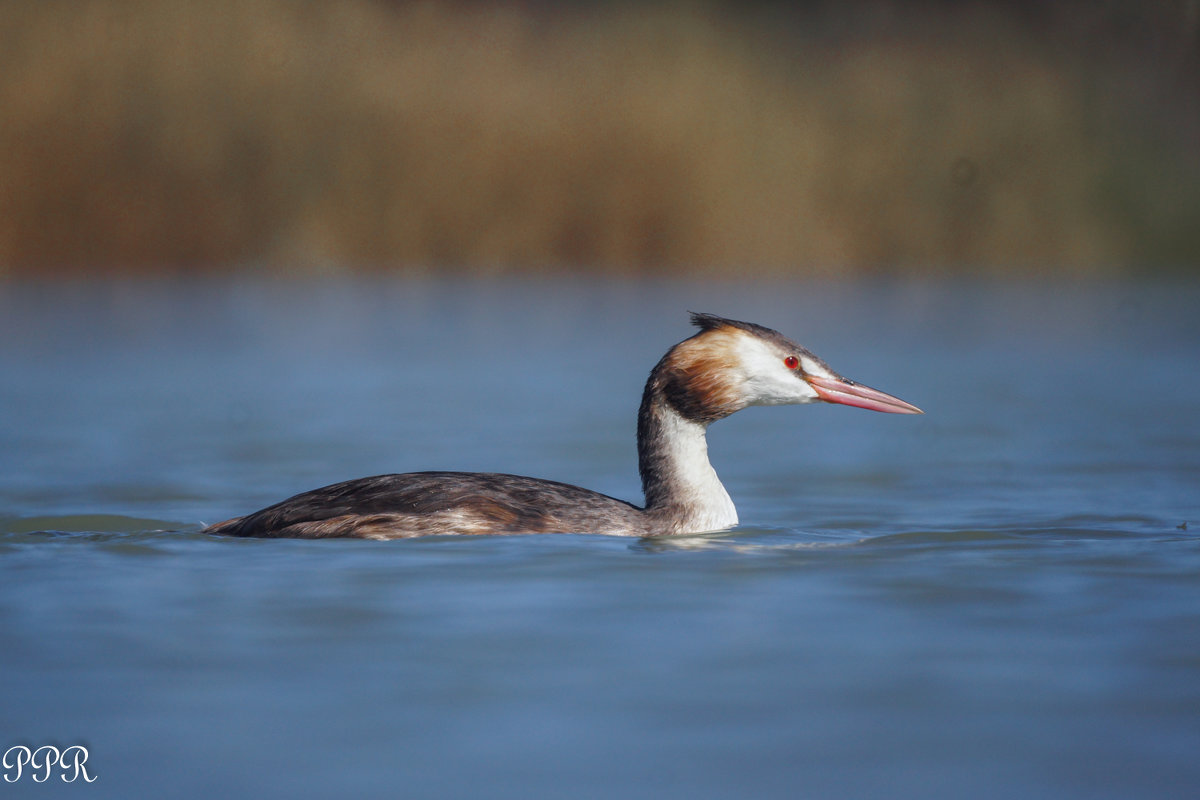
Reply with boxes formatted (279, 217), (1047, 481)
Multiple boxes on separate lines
(204, 313), (921, 540)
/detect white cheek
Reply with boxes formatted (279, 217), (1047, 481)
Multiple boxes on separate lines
(735, 338), (820, 406)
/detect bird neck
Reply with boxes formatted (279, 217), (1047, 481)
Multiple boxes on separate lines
(636, 382), (738, 534)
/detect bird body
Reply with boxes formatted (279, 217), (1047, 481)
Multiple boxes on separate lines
(204, 313), (920, 540)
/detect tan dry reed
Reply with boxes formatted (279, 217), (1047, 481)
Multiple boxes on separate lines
(0, 0), (1196, 275)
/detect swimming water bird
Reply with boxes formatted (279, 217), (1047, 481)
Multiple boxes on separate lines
(203, 313), (921, 540)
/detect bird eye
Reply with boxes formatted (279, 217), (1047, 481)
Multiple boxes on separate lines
(784, 356), (799, 370)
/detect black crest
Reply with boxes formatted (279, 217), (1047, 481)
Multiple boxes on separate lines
(689, 312), (793, 346)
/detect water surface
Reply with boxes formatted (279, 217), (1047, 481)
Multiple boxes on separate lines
(2, 277), (1198, 799)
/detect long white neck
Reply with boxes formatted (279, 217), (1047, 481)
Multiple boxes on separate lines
(637, 395), (738, 534)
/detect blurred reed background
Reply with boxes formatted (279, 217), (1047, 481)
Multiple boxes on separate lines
(0, 0), (1197, 276)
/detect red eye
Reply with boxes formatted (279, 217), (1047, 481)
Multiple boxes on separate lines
(784, 356), (799, 370)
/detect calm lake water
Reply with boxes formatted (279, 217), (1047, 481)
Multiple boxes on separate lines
(2, 276), (1198, 799)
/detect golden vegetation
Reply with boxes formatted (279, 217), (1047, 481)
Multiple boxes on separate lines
(0, 0), (1196, 274)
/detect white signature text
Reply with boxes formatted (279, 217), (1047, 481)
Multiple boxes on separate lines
(3, 745), (97, 783)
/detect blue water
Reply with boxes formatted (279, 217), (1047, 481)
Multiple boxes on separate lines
(2, 277), (1198, 799)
